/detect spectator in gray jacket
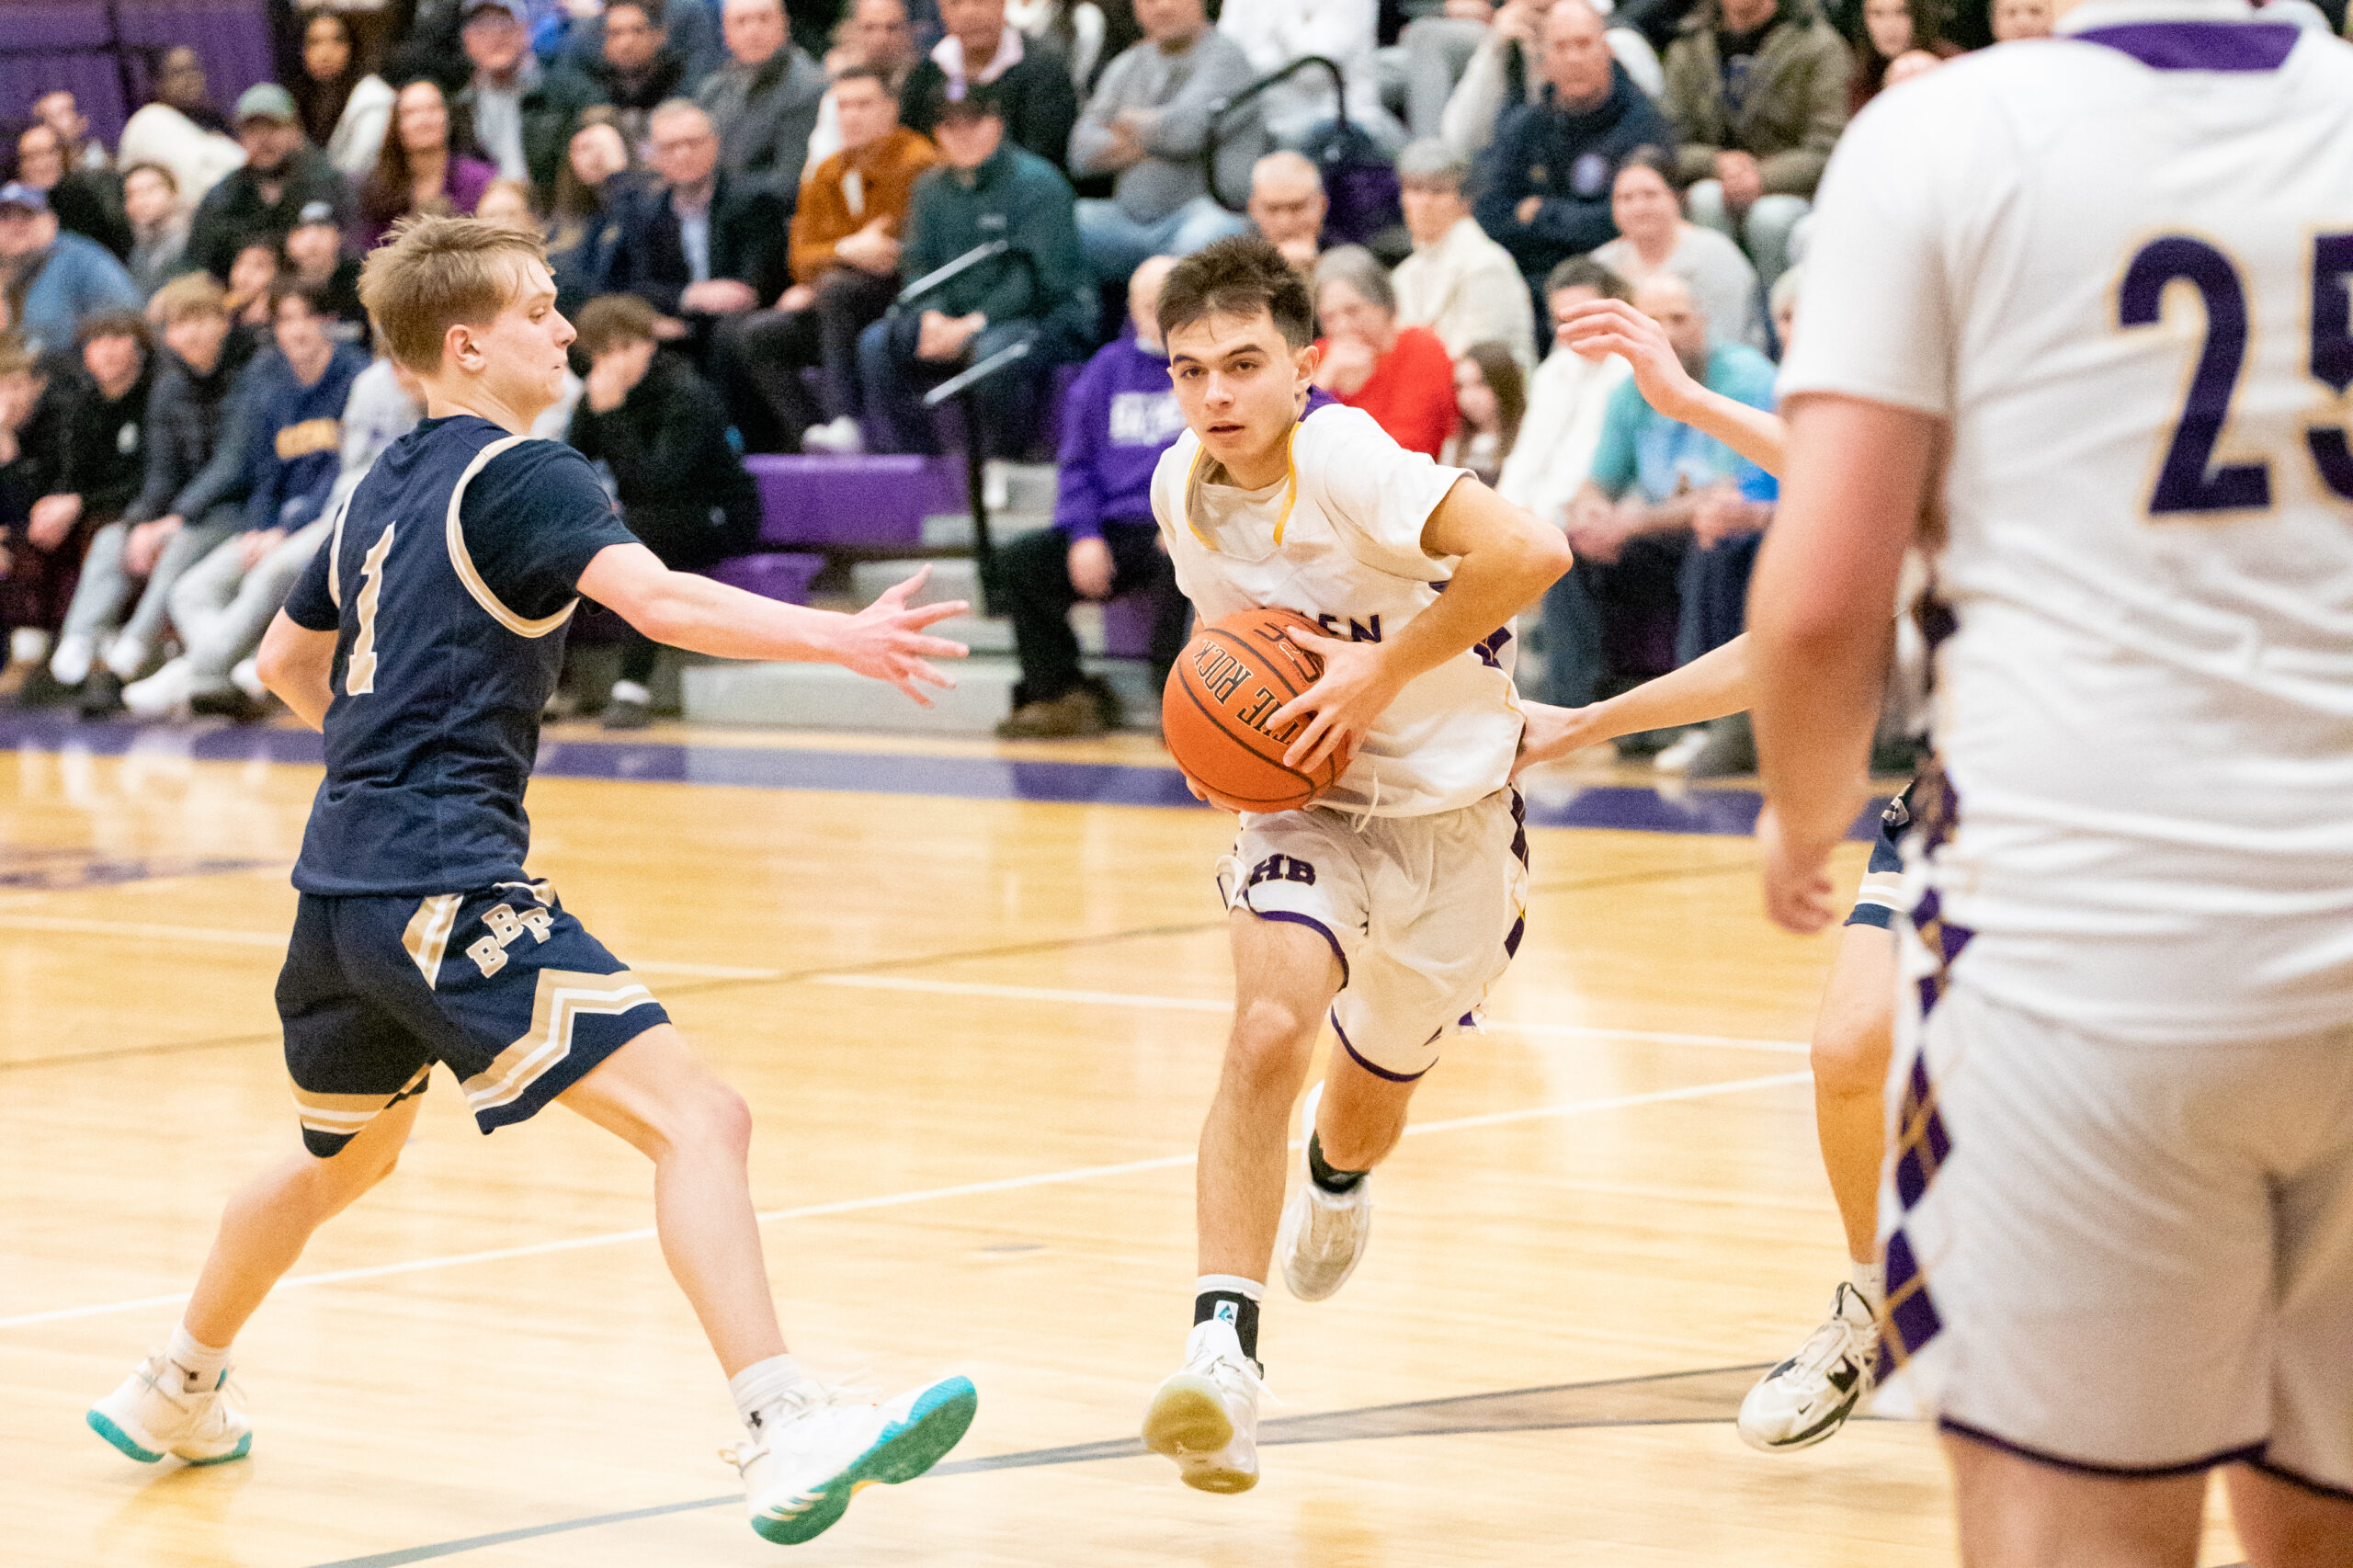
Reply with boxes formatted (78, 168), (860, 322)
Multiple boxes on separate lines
(1067, 0), (1257, 283)
(698, 0), (831, 184)
(49, 276), (244, 710)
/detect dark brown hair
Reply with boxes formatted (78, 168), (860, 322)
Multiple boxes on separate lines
(359, 78), (481, 233)
(1543, 255), (1630, 304)
(1158, 234), (1316, 350)
(77, 309), (152, 349)
(1460, 340), (1525, 462)
(573, 292), (662, 357)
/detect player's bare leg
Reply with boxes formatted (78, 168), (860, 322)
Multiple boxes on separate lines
(2224, 1464), (2353, 1568)
(1739, 923), (1896, 1452)
(1144, 910), (1343, 1493)
(1195, 911), (1347, 1283)
(559, 1023), (782, 1373)
(1279, 1037), (1415, 1303)
(561, 1022), (976, 1545)
(87, 1093), (422, 1466)
(1944, 1429), (2206, 1568)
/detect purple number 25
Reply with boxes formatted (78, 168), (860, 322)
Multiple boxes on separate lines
(2118, 233), (2353, 515)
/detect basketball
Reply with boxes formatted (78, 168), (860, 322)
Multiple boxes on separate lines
(1163, 608), (1344, 813)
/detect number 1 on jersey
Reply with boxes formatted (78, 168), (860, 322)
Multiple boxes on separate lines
(347, 524), (395, 697)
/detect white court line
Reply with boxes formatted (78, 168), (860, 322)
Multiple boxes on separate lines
(815, 973), (1810, 1055)
(0, 1070), (1808, 1331)
(0, 917), (1807, 1051)
(0, 913), (782, 981)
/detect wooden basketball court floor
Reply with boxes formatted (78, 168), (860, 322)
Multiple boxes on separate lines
(0, 715), (2257, 1568)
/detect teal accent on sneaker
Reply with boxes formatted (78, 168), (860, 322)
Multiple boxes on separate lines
(185, 1431), (253, 1466)
(86, 1408), (165, 1463)
(751, 1376), (978, 1547)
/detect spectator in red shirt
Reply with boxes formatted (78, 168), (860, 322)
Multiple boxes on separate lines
(1310, 245), (1458, 459)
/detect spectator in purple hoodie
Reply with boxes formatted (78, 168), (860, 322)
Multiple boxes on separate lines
(995, 254), (1191, 739)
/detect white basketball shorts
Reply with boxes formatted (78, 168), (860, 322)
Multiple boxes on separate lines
(1215, 788), (1529, 1083)
(1876, 974), (2353, 1496)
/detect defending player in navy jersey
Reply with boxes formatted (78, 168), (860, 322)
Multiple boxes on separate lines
(1753, 5), (2353, 1562)
(86, 215), (978, 1548)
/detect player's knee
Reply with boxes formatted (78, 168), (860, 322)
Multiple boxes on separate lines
(1811, 1008), (1892, 1097)
(1224, 1000), (1319, 1091)
(664, 1080), (753, 1163)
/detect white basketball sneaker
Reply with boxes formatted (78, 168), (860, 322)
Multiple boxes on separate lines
(1142, 1316), (1267, 1494)
(725, 1373), (977, 1545)
(1736, 1282), (1880, 1452)
(1278, 1082), (1372, 1302)
(87, 1351), (252, 1465)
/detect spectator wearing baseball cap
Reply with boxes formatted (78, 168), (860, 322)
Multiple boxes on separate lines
(0, 184), (143, 358)
(457, 0), (605, 191)
(185, 83), (356, 282)
(284, 201), (366, 329)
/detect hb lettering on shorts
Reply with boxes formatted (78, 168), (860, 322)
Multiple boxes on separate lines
(1246, 854), (1315, 889)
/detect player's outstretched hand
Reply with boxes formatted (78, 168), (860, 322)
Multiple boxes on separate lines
(1269, 628), (1394, 776)
(1558, 299), (1702, 424)
(1511, 699), (1608, 778)
(1756, 801), (1840, 935)
(836, 565), (970, 707)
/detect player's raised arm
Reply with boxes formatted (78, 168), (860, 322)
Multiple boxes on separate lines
(578, 551), (970, 708)
(1273, 477), (1573, 773)
(1513, 634), (1753, 774)
(1557, 297), (1789, 475)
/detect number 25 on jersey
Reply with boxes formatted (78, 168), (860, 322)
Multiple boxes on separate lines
(2120, 233), (2353, 517)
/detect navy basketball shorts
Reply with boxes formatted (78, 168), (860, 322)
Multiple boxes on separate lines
(277, 880), (670, 1156)
(1842, 787), (1915, 931)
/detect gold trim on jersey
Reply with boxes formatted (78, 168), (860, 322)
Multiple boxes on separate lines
(324, 488), (355, 609)
(443, 434), (578, 640)
(1183, 426), (1300, 551)
(290, 1062), (431, 1137)
(460, 968), (657, 1112)
(401, 893), (462, 990)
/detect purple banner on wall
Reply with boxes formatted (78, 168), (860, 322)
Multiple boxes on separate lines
(0, 0), (275, 148)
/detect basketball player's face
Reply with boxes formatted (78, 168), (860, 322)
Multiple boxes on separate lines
(1166, 308), (1315, 480)
(467, 259), (574, 417)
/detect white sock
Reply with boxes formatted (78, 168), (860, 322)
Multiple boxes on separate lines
(104, 634), (148, 681)
(1195, 1274), (1264, 1301)
(50, 633), (94, 686)
(1849, 1259), (1885, 1314)
(166, 1324), (232, 1392)
(610, 679), (652, 706)
(11, 626), (51, 665)
(729, 1354), (813, 1433)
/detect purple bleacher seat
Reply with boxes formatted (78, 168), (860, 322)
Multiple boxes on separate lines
(745, 454), (963, 549)
(1099, 594), (1156, 661)
(705, 551), (825, 603)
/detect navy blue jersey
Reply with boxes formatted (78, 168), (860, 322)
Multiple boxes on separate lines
(284, 415), (640, 897)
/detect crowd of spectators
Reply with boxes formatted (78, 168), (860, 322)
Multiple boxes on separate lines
(6, 0), (2347, 744)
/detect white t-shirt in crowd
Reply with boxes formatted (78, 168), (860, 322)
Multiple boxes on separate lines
(1779, 0), (2353, 1046)
(1154, 403), (1523, 818)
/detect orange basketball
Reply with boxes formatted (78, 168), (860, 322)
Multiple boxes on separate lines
(1163, 608), (1344, 813)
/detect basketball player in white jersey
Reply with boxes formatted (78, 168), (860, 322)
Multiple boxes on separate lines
(1752, 6), (2353, 1561)
(1512, 291), (1910, 1455)
(1136, 235), (1573, 1494)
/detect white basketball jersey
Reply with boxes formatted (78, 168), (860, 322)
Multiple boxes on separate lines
(1154, 403), (1523, 817)
(1781, 0), (2353, 1044)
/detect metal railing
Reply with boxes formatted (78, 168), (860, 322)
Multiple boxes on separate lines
(1199, 55), (1346, 212)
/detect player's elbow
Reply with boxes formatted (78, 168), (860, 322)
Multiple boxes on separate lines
(1517, 518), (1575, 594)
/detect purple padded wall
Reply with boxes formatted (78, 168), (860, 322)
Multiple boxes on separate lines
(706, 551), (824, 604)
(0, 0), (275, 147)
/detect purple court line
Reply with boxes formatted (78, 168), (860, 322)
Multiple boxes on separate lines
(0, 711), (1880, 838)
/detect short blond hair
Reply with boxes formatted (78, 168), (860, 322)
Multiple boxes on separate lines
(358, 213), (550, 374)
(148, 271), (229, 327)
